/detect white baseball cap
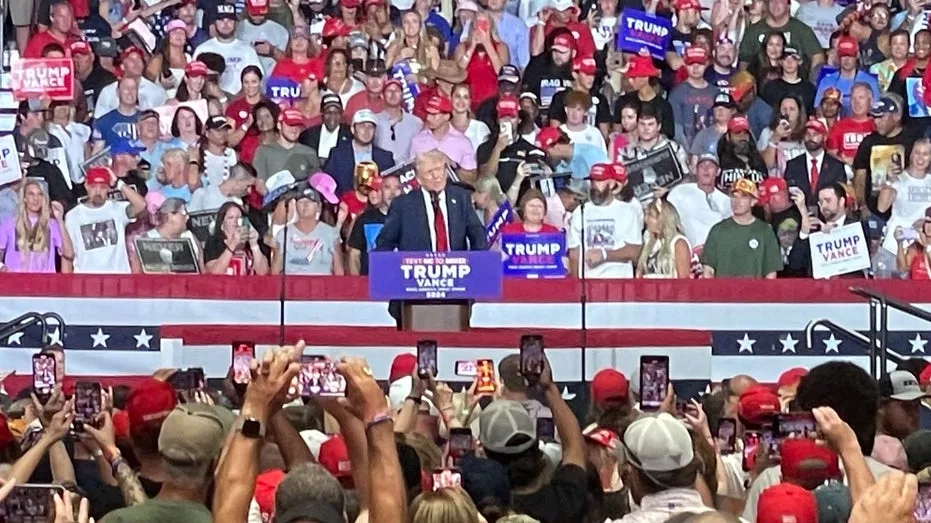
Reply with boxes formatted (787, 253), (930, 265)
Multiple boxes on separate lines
(352, 109), (378, 126)
(623, 413), (694, 472)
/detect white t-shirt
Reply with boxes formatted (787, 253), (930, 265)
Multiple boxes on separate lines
(65, 201), (133, 274)
(882, 172), (931, 253)
(463, 119), (491, 152)
(566, 198), (643, 278)
(93, 78), (168, 119)
(235, 19), (289, 75)
(194, 38), (264, 94)
(318, 125), (342, 160)
(795, 2), (844, 49)
(667, 182), (733, 249)
(560, 124), (608, 156)
(203, 148), (238, 187)
(189, 184), (242, 213)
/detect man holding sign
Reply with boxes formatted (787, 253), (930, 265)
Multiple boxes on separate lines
(786, 183), (867, 278)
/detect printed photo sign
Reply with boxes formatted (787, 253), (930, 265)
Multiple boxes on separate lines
(624, 144), (685, 201)
(135, 238), (200, 274)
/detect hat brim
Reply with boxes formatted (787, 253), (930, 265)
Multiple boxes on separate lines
(891, 391), (929, 401)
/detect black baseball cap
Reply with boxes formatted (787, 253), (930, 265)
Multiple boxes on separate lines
(321, 93), (342, 111)
(206, 115), (232, 131)
(215, 2), (237, 20)
(712, 92), (736, 109)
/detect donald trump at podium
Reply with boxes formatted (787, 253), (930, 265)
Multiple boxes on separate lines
(376, 149), (488, 252)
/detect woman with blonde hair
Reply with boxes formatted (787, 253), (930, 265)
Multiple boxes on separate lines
(453, 11), (509, 110)
(637, 199), (692, 279)
(450, 83), (491, 151)
(410, 486), (482, 523)
(385, 10), (441, 72)
(473, 177), (507, 226)
(0, 179), (74, 273)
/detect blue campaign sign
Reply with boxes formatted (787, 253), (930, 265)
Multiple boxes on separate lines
(484, 201), (513, 246)
(369, 251), (503, 300)
(390, 61), (419, 112)
(265, 76), (301, 105)
(615, 10), (672, 60)
(501, 233), (566, 279)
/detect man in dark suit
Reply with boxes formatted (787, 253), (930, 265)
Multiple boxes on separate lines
(376, 149), (488, 252)
(784, 119), (846, 201)
(298, 93), (351, 164)
(786, 183), (866, 278)
(323, 109), (395, 194)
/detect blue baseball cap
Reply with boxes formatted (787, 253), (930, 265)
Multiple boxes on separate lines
(111, 138), (147, 155)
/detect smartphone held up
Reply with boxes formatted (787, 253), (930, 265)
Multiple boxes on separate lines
(639, 355), (669, 410)
(519, 334), (545, 380)
(299, 356), (347, 398)
(32, 353), (56, 404)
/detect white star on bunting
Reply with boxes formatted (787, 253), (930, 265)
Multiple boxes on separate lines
(6, 332), (24, 345)
(133, 329), (154, 349)
(90, 328), (110, 348)
(47, 328), (62, 346)
(823, 334), (842, 353)
(909, 333), (928, 354)
(737, 333), (756, 353)
(780, 334), (799, 353)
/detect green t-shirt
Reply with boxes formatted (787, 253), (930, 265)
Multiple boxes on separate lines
(253, 142), (321, 182)
(739, 18), (823, 65)
(701, 218), (783, 277)
(100, 499), (212, 523)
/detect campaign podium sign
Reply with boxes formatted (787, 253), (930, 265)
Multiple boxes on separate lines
(501, 232), (566, 279)
(368, 251), (503, 300)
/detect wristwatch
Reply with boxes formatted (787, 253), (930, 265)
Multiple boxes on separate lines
(235, 417), (266, 439)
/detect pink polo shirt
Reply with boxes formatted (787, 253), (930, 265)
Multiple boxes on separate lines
(409, 127), (477, 170)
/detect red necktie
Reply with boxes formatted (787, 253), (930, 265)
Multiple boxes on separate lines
(431, 194), (448, 252)
(810, 158), (820, 192)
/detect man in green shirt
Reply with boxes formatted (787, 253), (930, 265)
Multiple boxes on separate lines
(253, 108), (322, 182)
(702, 178), (783, 278)
(739, 0), (824, 77)
(102, 404), (230, 523)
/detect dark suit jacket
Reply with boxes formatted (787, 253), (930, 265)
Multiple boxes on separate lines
(298, 124), (352, 160)
(375, 185), (488, 252)
(784, 152), (847, 201)
(322, 140), (395, 195)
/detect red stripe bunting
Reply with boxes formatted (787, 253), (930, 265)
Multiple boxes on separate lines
(161, 326), (712, 348)
(0, 274), (929, 303)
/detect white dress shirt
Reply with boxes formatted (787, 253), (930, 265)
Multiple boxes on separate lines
(805, 150), (825, 189)
(421, 188), (450, 251)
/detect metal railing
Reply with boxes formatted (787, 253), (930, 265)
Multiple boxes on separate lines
(0, 312), (67, 347)
(849, 287), (931, 378)
(804, 319), (906, 378)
